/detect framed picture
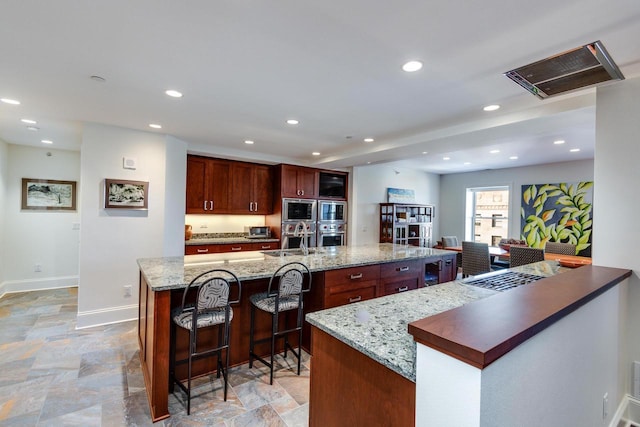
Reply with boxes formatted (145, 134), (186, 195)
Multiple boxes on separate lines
(22, 178), (77, 211)
(387, 187), (416, 203)
(104, 179), (148, 210)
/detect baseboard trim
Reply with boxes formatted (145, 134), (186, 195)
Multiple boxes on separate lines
(76, 303), (138, 329)
(0, 276), (78, 299)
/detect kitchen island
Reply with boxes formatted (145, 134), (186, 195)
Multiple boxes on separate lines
(305, 262), (632, 427)
(137, 243), (456, 421)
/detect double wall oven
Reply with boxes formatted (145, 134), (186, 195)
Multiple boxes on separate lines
(281, 198), (317, 249)
(317, 200), (347, 247)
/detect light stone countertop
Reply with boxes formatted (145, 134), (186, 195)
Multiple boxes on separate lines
(137, 243), (456, 291)
(305, 260), (568, 382)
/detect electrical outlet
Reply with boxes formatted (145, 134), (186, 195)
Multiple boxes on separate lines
(200, 224), (208, 228)
(603, 392), (608, 420)
(123, 285), (132, 297)
(34, 264), (42, 272)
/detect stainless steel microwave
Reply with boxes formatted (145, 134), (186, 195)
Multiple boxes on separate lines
(282, 198), (317, 222)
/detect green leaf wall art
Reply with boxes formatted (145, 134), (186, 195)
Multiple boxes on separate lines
(520, 181), (593, 256)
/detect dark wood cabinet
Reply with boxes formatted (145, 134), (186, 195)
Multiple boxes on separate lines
(279, 164), (317, 198)
(186, 155), (272, 215)
(229, 162), (274, 214)
(186, 156), (230, 214)
(185, 241), (279, 255)
(323, 265), (380, 309)
(379, 259), (423, 296)
(425, 253), (457, 284)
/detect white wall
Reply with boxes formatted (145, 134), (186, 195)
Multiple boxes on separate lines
(1, 145), (80, 295)
(595, 76), (640, 397)
(77, 124), (186, 328)
(439, 159), (594, 241)
(350, 164), (440, 245)
(0, 139), (8, 286)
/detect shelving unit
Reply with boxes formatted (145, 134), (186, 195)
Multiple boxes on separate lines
(379, 203), (434, 248)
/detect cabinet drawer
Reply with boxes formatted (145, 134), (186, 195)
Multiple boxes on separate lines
(382, 278), (419, 295)
(324, 284), (377, 309)
(185, 245), (218, 255)
(324, 265), (380, 287)
(248, 242), (279, 251)
(380, 259), (421, 279)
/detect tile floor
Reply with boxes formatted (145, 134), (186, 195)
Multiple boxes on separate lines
(0, 288), (310, 426)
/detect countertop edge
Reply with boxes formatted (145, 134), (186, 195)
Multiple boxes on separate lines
(408, 265), (632, 369)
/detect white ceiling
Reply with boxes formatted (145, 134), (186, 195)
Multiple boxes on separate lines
(1, 0), (639, 174)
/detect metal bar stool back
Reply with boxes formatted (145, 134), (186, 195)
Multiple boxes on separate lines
(170, 269), (241, 414)
(249, 262), (311, 385)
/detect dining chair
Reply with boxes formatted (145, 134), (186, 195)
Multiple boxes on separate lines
(170, 269), (241, 414)
(441, 236), (459, 248)
(509, 246), (545, 267)
(249, 262), (312, 385)
(461, 241), (491, 277)
(545, 241), (576, 255)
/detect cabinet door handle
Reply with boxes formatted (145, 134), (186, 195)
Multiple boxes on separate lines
(197, 248), (209, 253)
(254, 202), (258, 211)
(445, 259), (452, 265)
(261, 245), (271, 249)
(210, 201), (214, 210)
(350, 273), (363, 280)
(398, 286), (409, 292)
(203, 201), (208, 211)
(348, 296), (362, 303)
(301, 190), (304, 196)
(397, 266), (410, 272)
(231, 247), (242, 251)
(249, 202), (254, 211)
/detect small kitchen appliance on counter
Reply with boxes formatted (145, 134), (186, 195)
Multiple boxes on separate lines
(245, 226), (271, 239)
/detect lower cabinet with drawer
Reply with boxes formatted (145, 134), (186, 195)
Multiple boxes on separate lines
(323, 265), (380, 309)
(185, 241), (279, 255)
(379, 259), (423, 296)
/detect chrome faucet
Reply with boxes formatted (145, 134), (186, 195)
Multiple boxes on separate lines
(294, 220), (309, 255)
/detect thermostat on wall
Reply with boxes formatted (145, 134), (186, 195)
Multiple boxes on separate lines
(123, 157), (138, 170)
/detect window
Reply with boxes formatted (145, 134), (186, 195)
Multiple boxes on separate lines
(465, 187), (509, 245)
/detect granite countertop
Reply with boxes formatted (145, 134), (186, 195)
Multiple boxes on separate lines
(305, 260), (568, 382)
(138, 243), (456, 291)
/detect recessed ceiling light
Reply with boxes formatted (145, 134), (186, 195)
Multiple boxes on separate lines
(1, 98), (20, 105)
(21, 118), (37, 124)
(490, 149), (500, 154)
(464, 162), (471, 165)
(244, 140), (254, 145)
(509, 156), (518, 160)
(570, 148), (580, 152)
(41, 139), (53, 144)
(402, 60), (423, 72)
(422, 151), (428, 155)
(483, 104), (500, 112)
(312, 152), (320, 156)
(149, 123), (162, 129)
(364, 138), (374, 142)
(443, 156), (451, 161)
(554, 139), (566, 145)
(26, 126), (39, 131)
(286, 119), (299, 125)
(165, 89), (183, 98)
(367, 161), (371, 164)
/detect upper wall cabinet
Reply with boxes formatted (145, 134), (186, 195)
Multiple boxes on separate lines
(279, 164), (318, 199)
(186, 156), (230, 214)
(186, 155), (273, 215)
(228, 162), (274, 214)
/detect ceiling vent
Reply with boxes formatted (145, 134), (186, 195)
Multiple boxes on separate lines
(504, 41), (624, 99)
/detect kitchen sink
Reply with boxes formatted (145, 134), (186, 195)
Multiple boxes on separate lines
(262, 248), (317, 257)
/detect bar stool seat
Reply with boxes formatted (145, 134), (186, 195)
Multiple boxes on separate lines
(249, 262), (311, 385)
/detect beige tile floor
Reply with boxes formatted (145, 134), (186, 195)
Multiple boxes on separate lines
(0, 288), (310, 426)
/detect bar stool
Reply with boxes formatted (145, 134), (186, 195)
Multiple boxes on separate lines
(249, 262), (311, 385)
(170, 269), (241, 414)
